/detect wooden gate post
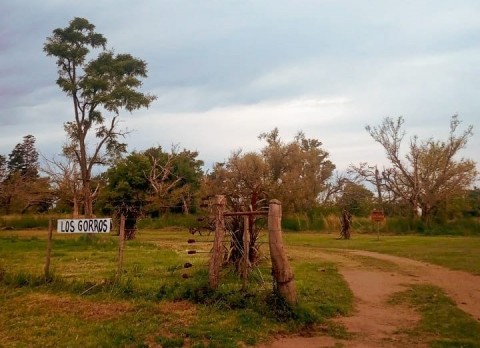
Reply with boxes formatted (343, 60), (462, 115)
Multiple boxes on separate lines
(209, 195), (226, 289)
(268, 199), (297, 305)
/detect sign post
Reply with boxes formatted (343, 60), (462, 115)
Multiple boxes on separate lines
(370, 210), (385, 240)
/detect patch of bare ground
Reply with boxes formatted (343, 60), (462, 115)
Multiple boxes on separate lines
(156, 300), (198, 324)
(335, 268), (424, 348)
(22, 293), (134, 320)
(263, 249), (480, 347)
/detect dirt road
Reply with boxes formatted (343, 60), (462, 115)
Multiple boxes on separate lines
(263, 249), (480, 348)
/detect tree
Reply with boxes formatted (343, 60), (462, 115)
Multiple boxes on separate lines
(167, 148), (204, 214)
(260, 129), (335, 213)
(204, 151), (270, 267)
(41, 153), (82, 217)
(99, 146), (204, 238)
(0, 155), (6, 183)
(337, 181), (374, 217)
(364, 115), (477, 221)
(203, 130), (335, 266)
(7, 135), (39, 179)
(1, 135), (52, 214)
(347, 163), (385, 209)
(44, 17), (156, 218)
(142, 146), (203, 215)
(206, 151), (270, 211)
(206, 129), (335, 213)
(101, 152), (151, 239)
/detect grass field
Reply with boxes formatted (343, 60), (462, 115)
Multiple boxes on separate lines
(285, 232), (480, 274)
(1, 228), (479, 347)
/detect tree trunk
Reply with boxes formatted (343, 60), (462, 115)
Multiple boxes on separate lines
(83, 179), (92, 218)
(72, 196), (79, 219)
(268, 199), (297, 305)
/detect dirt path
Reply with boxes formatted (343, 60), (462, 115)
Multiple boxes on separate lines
(262, 249), (480, 348)
(347, 250), (480, 320)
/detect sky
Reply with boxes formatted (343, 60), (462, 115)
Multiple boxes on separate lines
(1, 0), (479, 177)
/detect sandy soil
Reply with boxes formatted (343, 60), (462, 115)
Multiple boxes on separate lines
(261, 249), (480, 348)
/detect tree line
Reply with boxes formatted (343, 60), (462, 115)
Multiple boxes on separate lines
(0, 17), (478, 229)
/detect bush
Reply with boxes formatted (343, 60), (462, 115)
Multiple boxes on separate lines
(0, 215), (55, 229)
(138, 214), (198, 229)
(385, 217), (480, 235)
(282, 213), (326, 232)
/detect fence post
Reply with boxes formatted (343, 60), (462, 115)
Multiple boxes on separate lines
(268, 199), (297, 305)
(44, 219), (53, 281)
(116, 214), (126, 282)
(241, 215), (250, 289)
(209, 195), (226, 289)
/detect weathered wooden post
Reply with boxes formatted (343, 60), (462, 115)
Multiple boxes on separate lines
(241, 215), (250, 289)
(116, 214), (126, 282)
(209, 195), (226, 289)
(44, 219), (53, 281)
(268, 199), (297, 305)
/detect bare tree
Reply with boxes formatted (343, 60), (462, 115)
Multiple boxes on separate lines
(347, 163), (384, 209)
(42, 154), (82, 218)
(145, 147), (183, 209)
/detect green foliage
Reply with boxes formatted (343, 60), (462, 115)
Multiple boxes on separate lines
(336, 181), (374, 217)
(280, 207), (330, 231)
(98, 147), (204, 222)
(98, 152), (151, 219)
(7, 135), (39, 178)
(282, 213), (326, 231)
(384, 217), (480, 235)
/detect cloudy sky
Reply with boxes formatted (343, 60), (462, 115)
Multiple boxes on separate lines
(1, 1), (479, 175)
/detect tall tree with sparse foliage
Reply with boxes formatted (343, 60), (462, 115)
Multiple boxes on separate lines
(363, 115), (477, 221)
(44, 17), (156, 217)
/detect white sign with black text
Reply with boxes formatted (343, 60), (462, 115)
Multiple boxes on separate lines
(57, 218), (112, 233)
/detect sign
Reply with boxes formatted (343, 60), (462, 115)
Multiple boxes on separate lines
(370, 210), (385, 222)
(57, 218), (112, 233)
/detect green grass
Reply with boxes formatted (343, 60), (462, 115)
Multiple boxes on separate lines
(2, 229), (479, 347)
(0, 229), (353, 347)
(390, 284), (480, 347)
